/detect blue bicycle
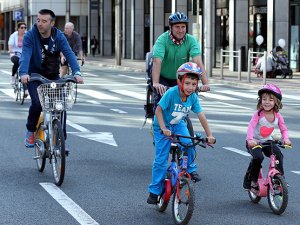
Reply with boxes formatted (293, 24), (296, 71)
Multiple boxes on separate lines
(156, 133), (214, 225)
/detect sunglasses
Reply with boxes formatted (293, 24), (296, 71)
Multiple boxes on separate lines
(20, 26), (27, 29)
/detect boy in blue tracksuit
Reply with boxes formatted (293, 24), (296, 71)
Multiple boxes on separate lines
(147, 62), (215, 204)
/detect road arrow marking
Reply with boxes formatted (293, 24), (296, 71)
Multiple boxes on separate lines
(67, 120), (117, 147)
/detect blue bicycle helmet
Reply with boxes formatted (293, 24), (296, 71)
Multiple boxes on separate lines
(168, 12), (189, 25)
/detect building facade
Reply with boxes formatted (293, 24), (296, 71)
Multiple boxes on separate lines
(0, 0), (299, 72)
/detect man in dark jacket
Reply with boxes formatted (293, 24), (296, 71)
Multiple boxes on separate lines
(20, 9), (83, 148)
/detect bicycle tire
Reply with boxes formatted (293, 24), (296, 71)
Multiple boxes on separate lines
(34, 122), (46, 172)
(157, 178), (171, 212)
(19, 82), (25, 105)
(51, 119), (66, 186)
(172, 177), (195, 225)
(267, 174), (288, 215)
(74, 82), (78, 103)
(145, 85), (154, 121)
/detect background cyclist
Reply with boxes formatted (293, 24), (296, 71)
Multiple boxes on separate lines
(60, 22), (85, 76)
(151, 12), (210, 112)
(8, 22), (27, 89)
(19, 9), (83, 148)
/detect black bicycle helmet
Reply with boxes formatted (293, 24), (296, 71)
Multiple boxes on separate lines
(168, 12), (189, 25)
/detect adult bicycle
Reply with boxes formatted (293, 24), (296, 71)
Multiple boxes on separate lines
(31, 73), (76, 186)
(12, 52), (27, 105)
(156, 133), (215, 225)
(246, 140), (292, 215)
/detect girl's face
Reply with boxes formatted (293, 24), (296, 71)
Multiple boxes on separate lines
(179, 77), (198, 96)
(261, 93), (275, 111)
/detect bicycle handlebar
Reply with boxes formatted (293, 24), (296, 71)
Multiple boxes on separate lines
(29, 73), (76, 84)
(252, 140), (292, 150)
(170, 133), (216, 149)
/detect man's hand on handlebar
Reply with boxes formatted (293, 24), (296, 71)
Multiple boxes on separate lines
(74, 75), (84, 84)
(21, 74), (30, 84)
(153, 82), (167, 96)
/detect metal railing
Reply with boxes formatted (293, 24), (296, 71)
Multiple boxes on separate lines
(220, 49), (241, 80)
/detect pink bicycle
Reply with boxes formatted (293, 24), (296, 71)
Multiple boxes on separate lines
(247, 140), (292, 215)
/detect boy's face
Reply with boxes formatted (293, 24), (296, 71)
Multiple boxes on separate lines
(178, 77), (198, 96)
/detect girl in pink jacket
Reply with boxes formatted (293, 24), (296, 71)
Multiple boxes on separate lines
(243, 84), (292, 190)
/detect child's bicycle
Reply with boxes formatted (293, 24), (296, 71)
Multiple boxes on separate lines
(12, 52), (27, 105)
(156, 133), (215, 225)
(30, 73), (76, 186)
(247, 140), (292, 215)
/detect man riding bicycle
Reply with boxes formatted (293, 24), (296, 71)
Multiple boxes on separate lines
(19, 9), (83, 148)
(151, 12), (210, 111)
(60, 22), (85, 76)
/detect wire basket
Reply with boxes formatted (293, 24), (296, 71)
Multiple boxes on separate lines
(37, 82), (75, 111)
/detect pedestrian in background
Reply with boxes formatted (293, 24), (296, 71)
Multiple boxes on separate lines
(8, 21), (27, 85)
(90, 35), (98, 57)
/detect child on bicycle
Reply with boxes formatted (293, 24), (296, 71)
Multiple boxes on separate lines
(243, 84), (292, 190)
(147, 62), (215, 204)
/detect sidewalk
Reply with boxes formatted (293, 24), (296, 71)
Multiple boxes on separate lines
(85, 55), (300, 90)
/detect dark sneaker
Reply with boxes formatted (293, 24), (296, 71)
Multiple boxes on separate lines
(147, 193), (159, 204)
(25, 131), (35, 148)
(243, 173), (251, 190)
(251, 181), (259, 190)
(65, 147), (70, 157)
(190, 172), (201, 182)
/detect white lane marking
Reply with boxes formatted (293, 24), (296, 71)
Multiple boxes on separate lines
(200, 92), (239, 100)
(111, 89), (145, 100)
(40, 183), (99, 225)
(283, 94), (300, 101)
(82, 72), (97, 77)
(110, 108), (127, 114)
(216, 90), (258, 99)
(0, 89), (15, 98)
(223, 147), (251, 157)
(77, 89), (120, 100)
(85, 100), (102, 105)
(215, 101), (251, 110)
(118, 74), (145, 80)
(291, 171), (300, 175)
(0, 70), (11, 75)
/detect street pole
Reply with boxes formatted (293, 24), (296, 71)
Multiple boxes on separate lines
(115, 0), (121, 65)
(196, 0), (200, 42)
(66, 0), (70, 23)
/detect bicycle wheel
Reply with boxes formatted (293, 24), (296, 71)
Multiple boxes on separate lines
(19, 82), (25, 105)
(267, 174), (288, 215)
(172, 177), (195, 225)
(157, 178), (172, 212)
(51, 119), (66, 186)
(34, 123), (46, 172)
(74, 82), (78, 103)
(14, 79), (19, 102)
(145, 85), (154, 121)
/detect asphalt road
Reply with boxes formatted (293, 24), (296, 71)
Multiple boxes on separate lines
(0, 55), (299, 225)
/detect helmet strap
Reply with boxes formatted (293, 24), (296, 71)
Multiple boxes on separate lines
(169, 31), (185, 45)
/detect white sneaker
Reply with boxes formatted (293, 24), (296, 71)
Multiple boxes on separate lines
(10, 76), (16, 85)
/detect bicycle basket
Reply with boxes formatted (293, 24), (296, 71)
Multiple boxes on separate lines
(37, 82), (75, 111)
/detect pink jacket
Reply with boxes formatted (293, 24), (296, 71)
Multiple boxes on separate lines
(247, 110), (289, 142)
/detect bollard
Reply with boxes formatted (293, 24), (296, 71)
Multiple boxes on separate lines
(247, 49), (251, 82)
